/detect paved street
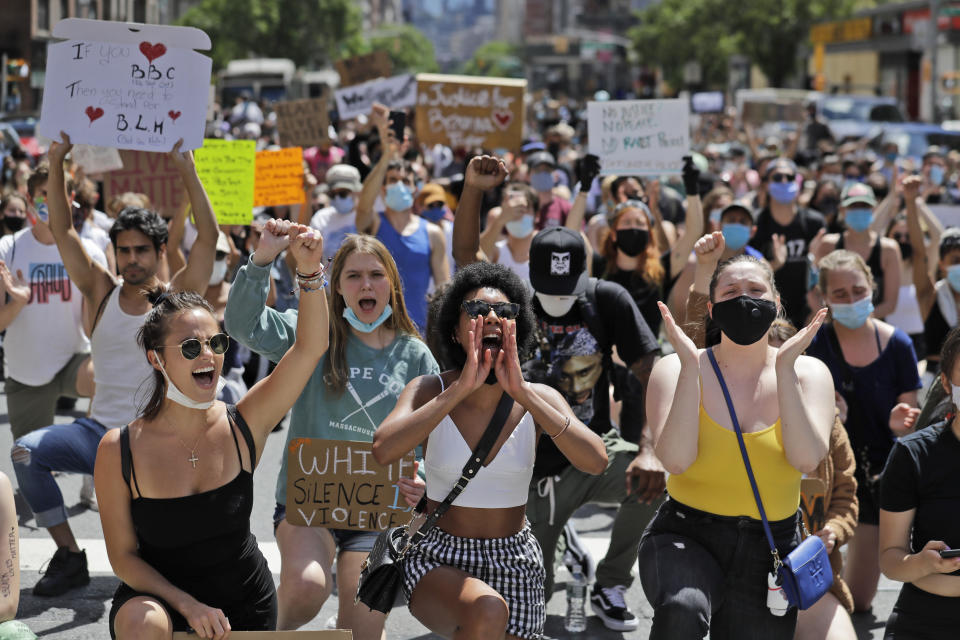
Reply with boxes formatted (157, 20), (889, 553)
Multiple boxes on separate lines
(2, 393), (899, 639)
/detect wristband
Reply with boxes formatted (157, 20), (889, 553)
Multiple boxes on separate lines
(550, 416), (571, 440)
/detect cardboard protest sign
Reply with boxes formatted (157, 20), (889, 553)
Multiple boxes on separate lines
(193, 139), (256, 225)
(71, 144), (124, 173)
(415, 74), (526, 150)
(587, 99), (690, 175)
(254, 147), (304, 208)
(275, 96), (330, 148)
(38, 18), (212, 152)
(741, 100), (806, 126)
(286, 439), (417, 531)
(800, 478), (827, 534)
(336, 51), (392, 87)
(335, 74), (417, 121)
(174, 632), (352, 639)
(103, 149), (186, 217)
(929, 204), (960, 228)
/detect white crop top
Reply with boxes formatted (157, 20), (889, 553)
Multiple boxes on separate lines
(424, 377), (536, 508)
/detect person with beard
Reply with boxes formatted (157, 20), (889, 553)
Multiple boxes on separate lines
(373, 261), (607, 640)
(641, 255), (835, 639)
(10, 132), (218, 598)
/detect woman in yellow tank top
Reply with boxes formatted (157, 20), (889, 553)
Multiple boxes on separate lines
(639, 254), (836, 640)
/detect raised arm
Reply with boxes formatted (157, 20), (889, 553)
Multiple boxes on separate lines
(427, 223), (450, 287)
(874, 239), (902, 319)
(478, 207), (504, 261)
(167, 143), (217, 294)
(565, 154), (600, 232)
(452, 155), (508, 266)
(904, 176), (936, 319)
(669, 158), (705, 279)
(916, 197), (945, 281)
(355, 104), (396, 235)
(165, 201), (189, 278)
(238, 224), (328, 453)
(683, 232), (725, 348)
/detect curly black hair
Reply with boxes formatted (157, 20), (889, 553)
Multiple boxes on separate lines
(431, 262), (536, 371)
(109, 207), (169, 251)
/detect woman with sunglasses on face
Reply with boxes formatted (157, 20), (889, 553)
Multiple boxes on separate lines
(641, 255), (835, 639)
(225, 222), (438, 637)
(373, 262), (607, 640)
(805, 250), (921, 615)
(94, 224), (328, 640)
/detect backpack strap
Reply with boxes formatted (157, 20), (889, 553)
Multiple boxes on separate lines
(576, 278), (611, 363)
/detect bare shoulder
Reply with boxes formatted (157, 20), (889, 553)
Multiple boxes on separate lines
(874, 318), (897, 341)
(409, 372), (446, 409)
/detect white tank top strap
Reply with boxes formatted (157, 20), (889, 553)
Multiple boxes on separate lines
(437, 374), (445, 392)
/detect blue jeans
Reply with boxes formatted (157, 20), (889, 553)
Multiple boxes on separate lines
(638, 498), (801, 640)
(12, 418), (107, 528)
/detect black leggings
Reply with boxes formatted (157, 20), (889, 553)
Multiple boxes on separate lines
(884, 583), (960, 639)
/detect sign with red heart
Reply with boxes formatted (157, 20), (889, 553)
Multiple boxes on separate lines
(138, 41), (167, 64)
(85, 106), (104, 123)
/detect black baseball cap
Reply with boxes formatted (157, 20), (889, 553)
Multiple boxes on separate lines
(529, 227), (588, 296)
(526, 151), (557, 170)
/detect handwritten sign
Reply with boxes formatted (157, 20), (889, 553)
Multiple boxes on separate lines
(691, 91), (725, 114)
(194, 139), (255, 225)
(415, 73), (526, 150)
(800, 478), (827, 534)
(741, 100), (806, 125)
(286, 439), (417, 531)
(174, 632), (352, 640)
(254, 147), (304, 208)
(929, 204), (960, 228)
(71, 144), (124, 173)
(336, 51), (392, 87)
(103, 149), (186, 217)
(335, 74), (417, 121)
(37, 19), (211, 151)
(275, 96), (330, 149)
(587, 99), (690, 175)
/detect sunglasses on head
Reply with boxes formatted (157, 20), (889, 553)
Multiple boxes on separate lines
(769, 173), (796, 183)
(161, 333), (230, 360)
(462, 300), (519, 320)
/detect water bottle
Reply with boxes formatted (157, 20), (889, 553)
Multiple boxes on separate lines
(564, 567), (587, 633)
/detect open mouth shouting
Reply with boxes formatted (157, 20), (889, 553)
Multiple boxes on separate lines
(481, 328), (503, 360)
(192, 365), (216, 389)
(357, 296), (378, 315)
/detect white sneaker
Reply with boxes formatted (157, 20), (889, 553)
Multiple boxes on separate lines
(79, 474), (98, 512)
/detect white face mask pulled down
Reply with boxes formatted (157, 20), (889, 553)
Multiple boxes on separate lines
(153, 350), (225, 410)
(535, 292), (577, 317)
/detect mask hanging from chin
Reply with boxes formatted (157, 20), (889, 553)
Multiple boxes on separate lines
(343, 304), (393, 333)
(152, 350), (224, 410)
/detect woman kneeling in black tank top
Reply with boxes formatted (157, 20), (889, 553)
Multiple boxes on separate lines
(95, 222), (329, 640)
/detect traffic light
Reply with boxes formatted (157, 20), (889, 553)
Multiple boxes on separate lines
(5, 59), (29, 82)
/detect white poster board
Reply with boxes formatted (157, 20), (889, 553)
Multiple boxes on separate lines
(38, 19), (212, 152)
(929, 204), (960, 229)
(334, 74), (417, 120)
(71, 144), (124, 173)
(587, 99), (690, 175)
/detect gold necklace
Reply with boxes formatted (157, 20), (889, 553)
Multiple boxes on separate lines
(161, 415), (203, 469)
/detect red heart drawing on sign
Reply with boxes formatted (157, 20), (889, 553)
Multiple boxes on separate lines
(168, 110), (182, 122)
(139, 42), (167, 63)
(493, 111), (512, 130)
(85, 106), (104, 124)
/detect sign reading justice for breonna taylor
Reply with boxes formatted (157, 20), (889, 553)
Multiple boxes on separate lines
(38, 19), (212, 152)
(587, 99), (690, 175)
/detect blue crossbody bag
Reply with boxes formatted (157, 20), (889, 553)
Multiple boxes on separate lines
(707, 347), (832, 610)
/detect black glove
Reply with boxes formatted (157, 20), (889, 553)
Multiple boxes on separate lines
(682, 155), (700, 196)
(577, 154), (601, 189)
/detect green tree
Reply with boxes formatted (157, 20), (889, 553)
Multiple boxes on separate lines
(177, 0), (364, 70)
(459, 41), (523, 78)
(353, 24), (439, 74)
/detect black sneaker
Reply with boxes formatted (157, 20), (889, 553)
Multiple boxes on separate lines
(590, 584), (639, 631)
(33, 547), (89, 596)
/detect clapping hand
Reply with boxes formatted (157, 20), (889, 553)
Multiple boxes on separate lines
(0, 261), (30, 306)
(658, 301), (699, 369)
(776, 307), (827, 371)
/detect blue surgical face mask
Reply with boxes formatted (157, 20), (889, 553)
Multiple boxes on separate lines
(768, 180), (799, 204)
(830, 296), (874, 329)
(343, 304), (392, 333)
(530, 171), (554, 193)
(709, 208), (723, 226)
(384, 182), (414, 212)
(845, 208), (873, 232)
(331, 195), (354, 215)
(721, 223), (751, 251)
(885, 152), (898, 163)
(421, 204), (446, 223)
(947, 264), (960, 293)
(505, 214), (535, 238)
(930, 165), (945, 186)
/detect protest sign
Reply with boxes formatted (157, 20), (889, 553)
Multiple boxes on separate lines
(275, 96), (330, 148)
(194, 139), (255, 225)
(587, 99), (690, 175)
(415, 74), (526, 150)
(71, 144), (124, 173)
(741, 100), (806, 126)
(254, 147), (304, 208)
(336, 51), (392, 87)
(37, 18), (212, 152)
(335, 74), (417, 121)
(691, 91), (725, 114)
(286, 439), (417, 531)
(174, 632), (352, 639)
(929, 204), (960, 228)
(800, 478), (827, 534)
(103, 149), (186, 217)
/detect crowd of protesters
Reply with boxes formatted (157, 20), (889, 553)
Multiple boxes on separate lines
(1, 87), (960, 640)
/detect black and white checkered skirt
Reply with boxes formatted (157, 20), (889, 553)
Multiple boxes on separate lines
(401, 523), (546, 639)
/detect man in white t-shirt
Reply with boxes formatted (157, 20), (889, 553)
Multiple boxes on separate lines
(309, 163), (362, 265)
(0, 165), (107, 441)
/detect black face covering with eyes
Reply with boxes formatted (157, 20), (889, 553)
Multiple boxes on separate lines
(710, 295), (777, 345)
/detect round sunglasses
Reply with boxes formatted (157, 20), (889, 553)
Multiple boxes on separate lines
(462, 299), (519, 319)
(160, 333), (230, 360)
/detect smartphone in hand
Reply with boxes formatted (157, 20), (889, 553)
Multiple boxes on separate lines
(938, 549), (960, 558)
(389, 110), (406, 142)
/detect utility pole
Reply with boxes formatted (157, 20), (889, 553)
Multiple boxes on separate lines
(931, 0), (940, 122)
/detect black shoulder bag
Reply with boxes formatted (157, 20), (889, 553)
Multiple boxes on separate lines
(356, 391), (515, 613)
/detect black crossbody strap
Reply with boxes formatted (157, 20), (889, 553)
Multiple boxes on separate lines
(409, 391), (514, 545)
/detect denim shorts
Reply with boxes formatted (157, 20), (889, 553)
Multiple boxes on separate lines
(272, 503), (379, 553)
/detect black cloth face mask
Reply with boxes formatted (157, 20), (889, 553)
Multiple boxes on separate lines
(3, 217), (24, 232)
(710, 295), (777, 345)
(615, 228), (650, 257)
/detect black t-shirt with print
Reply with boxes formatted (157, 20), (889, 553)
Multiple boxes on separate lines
(529, 279), (659, 478)
(749, 207), (824, 329)
(881, 421), (960, 560)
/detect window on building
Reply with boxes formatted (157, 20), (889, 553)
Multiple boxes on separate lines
(134, 0), (146, 22)
(77, 0), (97, 19)
(37, 0), (51, 30)
(60, 0), (70, 21)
